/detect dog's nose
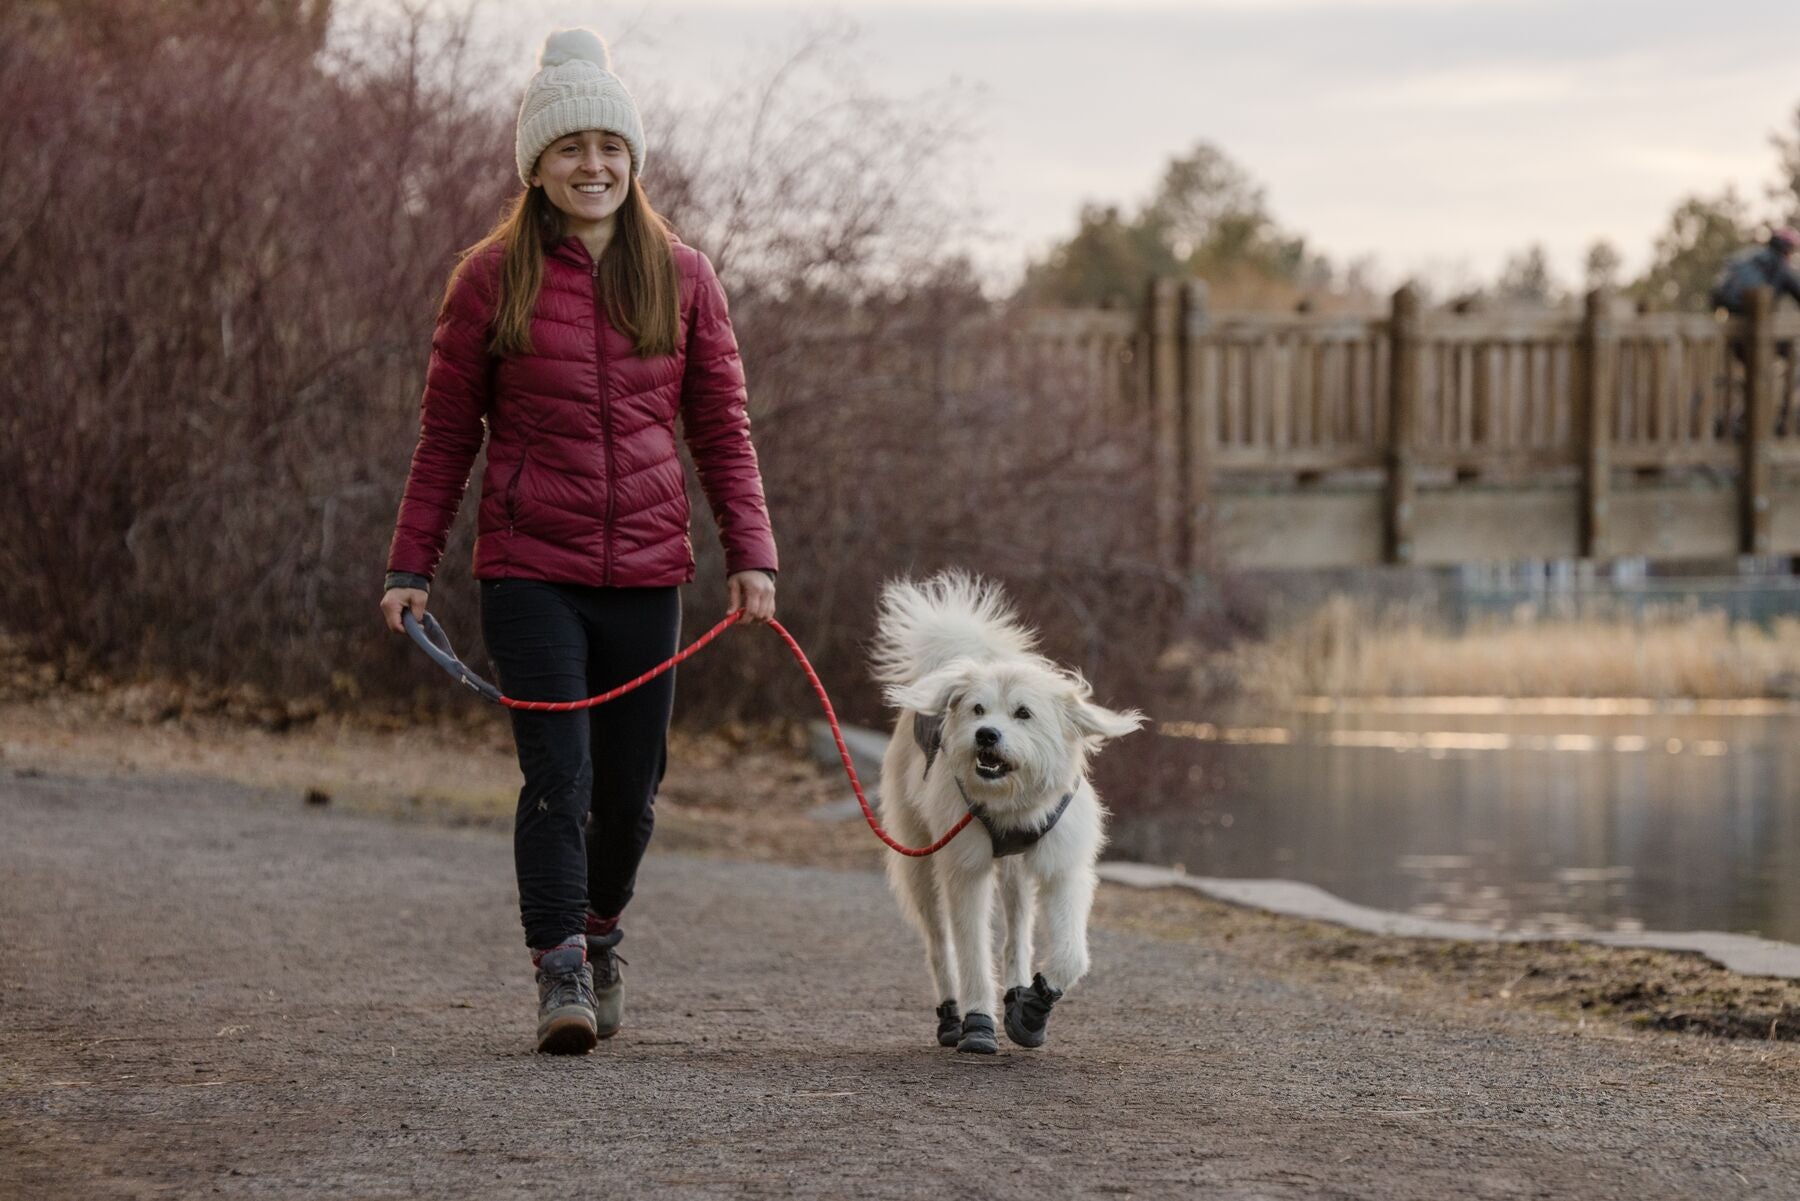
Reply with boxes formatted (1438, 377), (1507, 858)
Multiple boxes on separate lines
(975, 726), (1000, 749)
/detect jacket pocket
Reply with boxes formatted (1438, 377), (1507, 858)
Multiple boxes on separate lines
(502, 450), (530, 533)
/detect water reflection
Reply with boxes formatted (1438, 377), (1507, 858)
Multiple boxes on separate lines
(1106, 703), (1800, 942)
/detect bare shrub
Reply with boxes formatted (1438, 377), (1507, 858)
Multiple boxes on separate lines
(0, 3), (511, 695)
(0, 5), (1194, 742)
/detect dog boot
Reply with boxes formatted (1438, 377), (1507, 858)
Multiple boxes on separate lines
(586, 927), (626, 1039)
(957, 1012), (998, 1055)
(935, 999), (963, 1048)
(1003, 973), (1063, 1048)
(532, 936), (598, 1056)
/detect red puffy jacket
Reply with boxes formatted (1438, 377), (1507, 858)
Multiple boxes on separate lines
(386, 236), (778, 589)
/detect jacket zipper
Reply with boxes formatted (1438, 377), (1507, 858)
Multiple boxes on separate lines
(593, 258), (616, 585)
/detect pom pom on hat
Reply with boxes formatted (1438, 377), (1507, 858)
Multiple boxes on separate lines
(514, 27), (646, 185)
(539, 28), (612, 71)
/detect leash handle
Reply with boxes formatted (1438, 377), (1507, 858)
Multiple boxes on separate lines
(401, 610), (502, 703)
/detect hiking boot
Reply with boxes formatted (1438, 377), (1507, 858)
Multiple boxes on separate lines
(586, 928), (626, 1039)
(1003, 973), (1062, 1048)
(957, 1011), (998, 1055)
(935, 999), (963, 1048)
(533, 939), (598, 1055)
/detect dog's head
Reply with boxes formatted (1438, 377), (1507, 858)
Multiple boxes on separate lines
(889, 657), (1144, 803)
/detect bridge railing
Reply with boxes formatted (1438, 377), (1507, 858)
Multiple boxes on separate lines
(1114, 281), (1800, 567)
(1611, 312), (1742, 468)
(1174, 303), (1757, 476)
(1195, 313), (1391, 473)
(1414, 310), (1580, 472)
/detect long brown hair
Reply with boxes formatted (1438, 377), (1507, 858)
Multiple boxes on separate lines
(446, 173), (681, 359)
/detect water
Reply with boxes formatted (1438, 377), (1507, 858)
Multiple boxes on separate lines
(1106, 700), (1800, 943)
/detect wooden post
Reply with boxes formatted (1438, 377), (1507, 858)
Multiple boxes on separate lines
(1385, 285), (1421, 564)
(1741, 285), (1775, 555)
(1146, 277), (1186, 571)
(1182, 280), (1211, 571)
(1579, 288), (1615, 558)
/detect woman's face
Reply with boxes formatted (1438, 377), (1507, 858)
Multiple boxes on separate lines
(530, 130), (631, 229)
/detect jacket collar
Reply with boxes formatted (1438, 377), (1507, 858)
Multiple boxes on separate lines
(547, 236), (593, 269)
(545, 231), (690, 269)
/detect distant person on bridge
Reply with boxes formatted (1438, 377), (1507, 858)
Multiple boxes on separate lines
(1710, 227), (1800, 435)
(379, 28), (779, 1056)
(1710, 227), (1800, 317)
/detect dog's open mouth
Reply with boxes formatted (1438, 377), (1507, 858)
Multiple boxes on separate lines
(974, 749), (1013, 780)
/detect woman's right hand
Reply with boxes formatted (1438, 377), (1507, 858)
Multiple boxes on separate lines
(381, 588), (430, 634)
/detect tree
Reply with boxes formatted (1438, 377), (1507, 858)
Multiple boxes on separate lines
(1018, 202), (1180, 309)
(26, 0), (332, 55)
(1494, 244), (1559, 306)
(1145, 145), (1268, 261)
(1584, 239), (1623, 293)
(1632, 190), (1754, 311)
(1021, 141), (1327, 307)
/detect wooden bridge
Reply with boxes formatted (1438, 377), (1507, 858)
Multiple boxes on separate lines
(1027, 283), (1800, 571)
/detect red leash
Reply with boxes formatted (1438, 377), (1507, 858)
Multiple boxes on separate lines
(402, 608), (972, 857)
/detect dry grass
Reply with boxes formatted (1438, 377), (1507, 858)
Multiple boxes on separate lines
(1206, 596), (1800, 705)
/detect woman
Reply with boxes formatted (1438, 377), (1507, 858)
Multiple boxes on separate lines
(380, 28), (778, 1056)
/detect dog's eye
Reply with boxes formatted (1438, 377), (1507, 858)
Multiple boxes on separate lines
(1014, 706), (1031, 720)
(970, 703), (985, 716)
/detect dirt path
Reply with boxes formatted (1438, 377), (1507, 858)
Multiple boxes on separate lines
(5, 769), (1800, 1200)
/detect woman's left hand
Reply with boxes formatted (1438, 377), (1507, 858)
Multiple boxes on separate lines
(727, 571), (777, 624)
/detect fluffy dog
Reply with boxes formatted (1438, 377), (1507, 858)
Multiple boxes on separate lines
(871, 572), (1143, 1053)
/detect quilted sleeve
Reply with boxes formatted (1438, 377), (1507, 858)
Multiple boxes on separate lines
(385, 256), (497, 582)
(678, 250), (779, 575)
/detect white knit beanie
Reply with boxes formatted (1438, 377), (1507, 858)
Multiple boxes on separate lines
(514, 29), (646, 186)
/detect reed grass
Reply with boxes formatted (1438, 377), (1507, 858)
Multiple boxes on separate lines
(1212, 595), (1800, 704)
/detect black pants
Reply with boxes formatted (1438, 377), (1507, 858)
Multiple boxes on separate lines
(480, 579), (681, 951)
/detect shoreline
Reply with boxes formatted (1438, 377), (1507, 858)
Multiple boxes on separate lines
(1096, 862), (1800, 980)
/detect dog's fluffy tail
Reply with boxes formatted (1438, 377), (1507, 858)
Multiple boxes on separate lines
(870, 571), (1038, 688)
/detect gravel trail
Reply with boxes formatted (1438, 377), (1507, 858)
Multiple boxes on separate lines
(4, 770), (1800, 1199)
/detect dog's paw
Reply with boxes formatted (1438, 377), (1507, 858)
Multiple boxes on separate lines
(956, 1012), (998, 1054)
(935, 999), (963, 1048)
(1003, 973), (1062, 1048)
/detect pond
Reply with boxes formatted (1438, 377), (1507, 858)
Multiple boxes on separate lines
(1106, 699), (1800, 943)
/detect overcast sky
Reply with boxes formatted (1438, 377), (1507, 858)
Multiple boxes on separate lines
(436, 0), (1800, 292)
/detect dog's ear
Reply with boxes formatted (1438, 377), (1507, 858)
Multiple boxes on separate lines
(886, 659), (978, 716)
(1058, 672), (1146, 742)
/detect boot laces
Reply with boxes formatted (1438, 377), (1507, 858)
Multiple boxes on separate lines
(539, 961), (595, 1010)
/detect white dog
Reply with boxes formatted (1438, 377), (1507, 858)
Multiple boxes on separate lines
(870, 572), (1144, 1054)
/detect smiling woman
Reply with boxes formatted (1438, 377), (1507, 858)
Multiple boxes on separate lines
(378, 26), (780, 1058)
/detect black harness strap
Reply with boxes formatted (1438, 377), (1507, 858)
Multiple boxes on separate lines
(954, 776), (1076, 859)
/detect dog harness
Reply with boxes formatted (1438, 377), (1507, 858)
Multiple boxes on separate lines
(915, 712), (1075, 857)
(956, 779), (1076, 858)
